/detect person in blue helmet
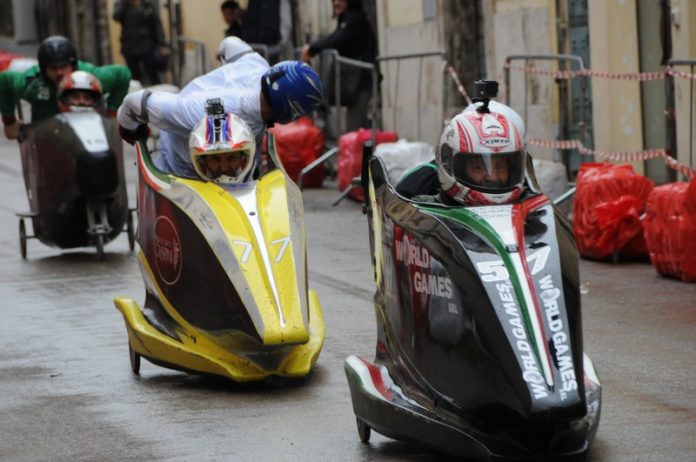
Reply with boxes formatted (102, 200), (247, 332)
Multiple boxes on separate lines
(117, 37), (322, 178)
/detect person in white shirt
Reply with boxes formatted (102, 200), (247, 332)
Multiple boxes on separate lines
(117, 37), (323, 178)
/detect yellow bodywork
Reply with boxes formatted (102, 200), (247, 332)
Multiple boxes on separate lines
(114, 166), (325, 381)
(114, 290), (324, 381)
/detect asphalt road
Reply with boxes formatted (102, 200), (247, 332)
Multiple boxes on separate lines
(0, 133), (694, 462)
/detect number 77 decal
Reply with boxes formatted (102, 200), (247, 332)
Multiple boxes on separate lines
(476, 246), (550, 282)
(271, 237), (290, 263)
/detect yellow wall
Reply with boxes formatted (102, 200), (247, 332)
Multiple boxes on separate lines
(588, 0), (644, 173)
(107, 0), (234, 73)
(178, 0), (232, 70)
(488, 0), (559, 161)
(384, 0), (422, 26)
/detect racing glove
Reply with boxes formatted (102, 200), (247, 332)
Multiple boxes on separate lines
(119, 124), (150, 145)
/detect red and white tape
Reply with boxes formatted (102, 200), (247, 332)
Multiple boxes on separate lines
(503, 63), (696, 81)
(528, 138), (696, 178)
(447, 66), (473, 105)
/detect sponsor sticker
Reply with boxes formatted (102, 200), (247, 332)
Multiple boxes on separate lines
(154, 215), (182, 285)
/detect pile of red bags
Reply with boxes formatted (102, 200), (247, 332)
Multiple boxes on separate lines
(572, 163), (654, 260)
(338, 128), (398, 201)
(642, 180), (696, 282)
(0, 51), (22, 72)
(268, 117), (325, 188)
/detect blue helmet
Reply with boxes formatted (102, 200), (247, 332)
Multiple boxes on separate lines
(262, 61), (323, 124)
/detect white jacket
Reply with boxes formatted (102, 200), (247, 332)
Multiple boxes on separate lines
(118, 52), (269, 178)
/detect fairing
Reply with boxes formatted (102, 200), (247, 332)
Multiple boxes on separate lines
(18, 112), (127, 248)
(114, 134), (324, 381)
(345, 156), (600, 459)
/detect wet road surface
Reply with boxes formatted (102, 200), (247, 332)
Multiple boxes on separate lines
(0, 136), (694, 461)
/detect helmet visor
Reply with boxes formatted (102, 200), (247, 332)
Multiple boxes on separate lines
(451, 150), (525, 193)
(196, 151), (250, 182)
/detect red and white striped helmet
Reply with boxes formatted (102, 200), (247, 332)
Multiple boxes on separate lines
(57, 70), (102, 112)
(436, 101), (526, 205)
(189, 113), (256, 184)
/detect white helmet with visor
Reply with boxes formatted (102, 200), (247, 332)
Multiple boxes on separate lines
(189, 112), (256, 184)
(437, 100), (526, 205)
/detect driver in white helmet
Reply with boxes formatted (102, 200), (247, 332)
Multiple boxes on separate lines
(396, 82), (528, 206)
(57, 71), (103, 112)
(189, 104), (256, 184)
(117, 36), (322, 179)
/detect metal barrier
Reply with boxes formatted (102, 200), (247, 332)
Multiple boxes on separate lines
(248, 42), (292, 64)
(321, 49), (375, 135)
(177, 36), (208, 87)
(297, 49), (373, 189)
(504, 54), (589, 147)
(668, 59), (696, 171)
(504, 54), (588, 208)
(372, 50), (449, 147)
(330, 50), (449, 205)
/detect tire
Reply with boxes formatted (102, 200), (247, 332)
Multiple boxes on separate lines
(95, 234), (105, 261)
(356, 417), (371, 443)
(129, 345), (141, 375)
(126, 211), (135, 252)
(19, 219), (27, 260)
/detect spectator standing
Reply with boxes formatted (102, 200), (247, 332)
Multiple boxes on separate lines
(300, 0), (377, 132)
(221, 0), (243, 38)
(117, 38), (323, 179)
(113, 0), (168, 85)
(241, 0), (282, 62)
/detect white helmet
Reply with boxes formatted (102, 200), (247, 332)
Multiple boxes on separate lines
(189, 113), (256, 184)
(57, 70), (102, 112)
(437, 102), (526, 205)
(217, 36), (253, 65)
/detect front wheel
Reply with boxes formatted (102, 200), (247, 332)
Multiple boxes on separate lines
(126, 211), (135, 252)
(356, 418), (371, 443)
(129, 345), (141, 375)
(19, 219), (27, 259)
(95, 234), (104, 261)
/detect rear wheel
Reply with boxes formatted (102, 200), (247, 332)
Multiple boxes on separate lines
(95, 234), (105, 261)
(356, 418), (371, 443)
(126, 211), (135, 252)
(129, 345), (141, 375)
(18, 219), (27, 260)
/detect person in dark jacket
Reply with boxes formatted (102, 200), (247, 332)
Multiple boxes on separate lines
(221, 0), (243, 38)
(113, 0), (168, 85)
(300, 0), (377, 132)
(241, 0), (281, 47)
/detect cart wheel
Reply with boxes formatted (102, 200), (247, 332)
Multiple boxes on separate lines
(126, 211), (135, 252)
(129, 345), (141, 375)
(95, 234), (105, 261)
(19, 219), (27, 260)
(356, 418), (371, 443)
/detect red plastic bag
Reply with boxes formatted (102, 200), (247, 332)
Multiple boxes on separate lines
(572, 163), (654, 260)
(643, 180), (696, 282)
(338, 128), (398, 201)
(268, 117), (325, 187)
(0, 52), (21, 72)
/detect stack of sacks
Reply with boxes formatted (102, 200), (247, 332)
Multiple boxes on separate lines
(268, 116), (325, 188)
(338, 128), (398, 202)
(643, 179), (696, 282)
(374, 139), (435, 186)
(572, 163), (654, 260)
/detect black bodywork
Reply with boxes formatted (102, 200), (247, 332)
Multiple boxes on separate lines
(18, 113), (128, 250)
(345, 154), (601, 460)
